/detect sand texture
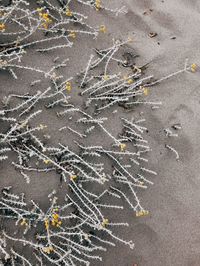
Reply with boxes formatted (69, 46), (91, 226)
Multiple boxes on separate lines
(0, 0), (200, 265)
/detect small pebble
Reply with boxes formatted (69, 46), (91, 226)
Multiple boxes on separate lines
(149, 32), (158, 38)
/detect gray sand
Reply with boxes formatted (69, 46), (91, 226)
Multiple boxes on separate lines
(1, 0), (200, 265)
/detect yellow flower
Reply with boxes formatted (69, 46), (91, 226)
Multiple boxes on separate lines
(41, 22), (48, 29)
(139, 181), (144, 185)
(95, 0), (101, 10)
(191, 63), (197, 73)
(43, 159), (50, 164)
(143, 87), (149, 96)
(104, 75), (110, 80)
(43, 246), (54, 254)
(127, 79), (134, 84)
(68, 31), (76, 39)
(20, 218), (28, 226)
(99, 25), (106, 33)
(20, 121), (28, 128)
(120, 143), (126, 152)
(40, 12), (52, 22)
(136, 210), (149, 217)
(51, 212), (62, 227)
(44, 219), (49, 230)
(66, 8), (73, 17)
(0, 11), (5, 17)
(0, 23), (5, 31)
(139, 86), (149, 96)
(52, 213), (59, 220)
(66, 81), (72, 92)
(39, 12), (52, 29)
(42, 247), (48, 253)
(102, 218), (109, 227)
(39, 124), (47, 130)
(42, 13), (48, 19)
(70, 175), (77, 181)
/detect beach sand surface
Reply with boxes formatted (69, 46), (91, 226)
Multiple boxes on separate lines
(1, 0), (200, 265)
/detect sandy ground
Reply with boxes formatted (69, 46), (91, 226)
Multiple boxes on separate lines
(97, 1), (200, 265)
(1, 0), (200, 265)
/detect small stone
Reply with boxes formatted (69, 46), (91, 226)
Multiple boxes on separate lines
(149, 32), (157, 38)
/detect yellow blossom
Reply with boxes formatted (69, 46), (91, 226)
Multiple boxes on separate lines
(191, 63), (197, 73)
(20, 121), (28, 128)
(66, 81), (72, 92)
(70, 175), (77, 181)
(0, 23), (5, 31)
(44, 219), (49, 230)
(42, 13), (49, 20)
(38, 11), (52, 29)
(52, 213), (59, 220)
(99, 25), (106, 33)
(43, 159), (50, 164)
(95, 0), (101, 10)
(66, 8), (73, 17)
(102, 218), (109, 227)
(68, 31), (76, 39)
(104, 75), (110, 80)
(51, 212), (62, 227)
(41, 22), (48, 29)
(127, 78), (134, 84)
(139, 181), (144, 185)
(120, 143), (126, 152)
(39, 124), (47, 130)
(143, 87), (149, 96)
(43, 246), (54, 254)
(0, 11), (5, 17)
(20, 218), (28, 226)
(136, 210), (149, 217)
(40, 12), (52, 23)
